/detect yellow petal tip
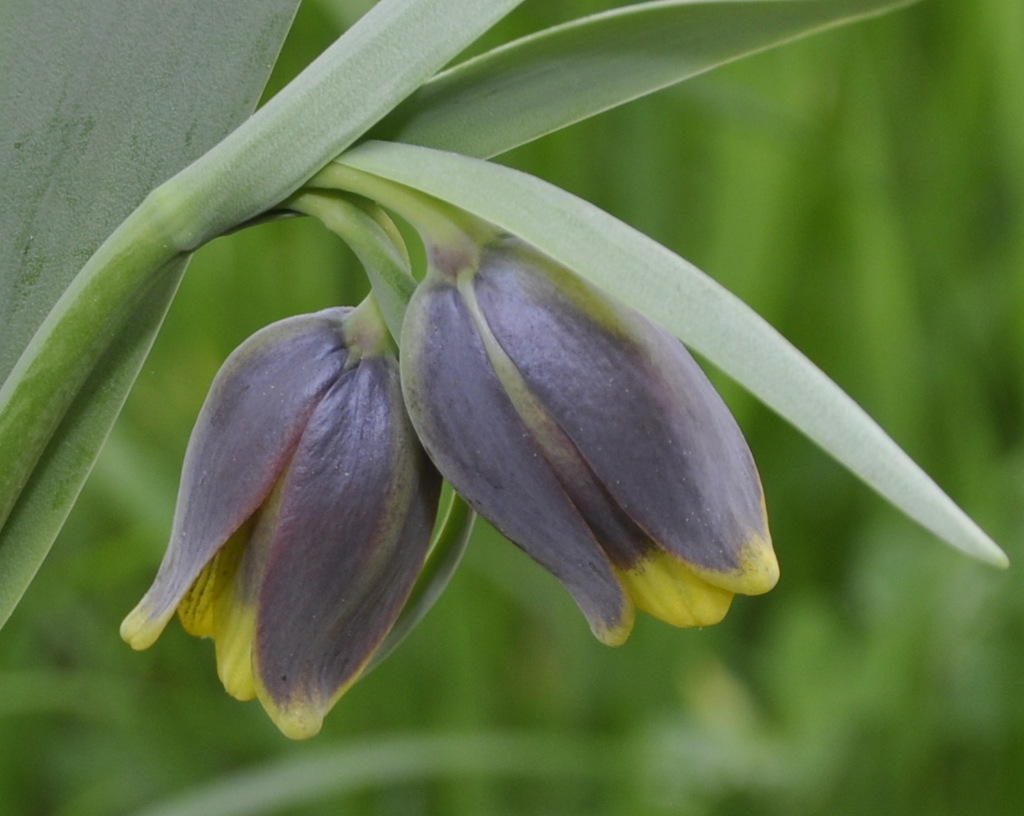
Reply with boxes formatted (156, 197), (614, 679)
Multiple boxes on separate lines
(260, 699), (326, 740)
(211, 594), (259, 701)
(684, 530), (780, 598)
(216, 640), (258, 702)
(592, 603), (636, 647)
(615, 552), (735, 629)
(729, 532), (780, 596)
(120, 603), (172, 651)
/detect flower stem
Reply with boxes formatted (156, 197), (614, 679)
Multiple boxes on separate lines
(307, 162), (499, 276)
(344, 292), (396, 360)
(288, 190), (416, 343)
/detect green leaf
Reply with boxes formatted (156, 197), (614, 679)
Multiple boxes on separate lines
(0, 261), (187, 626)
(335, 141), (1008, 567)
(373, 0), (919, 159)
(0, 0), (300, 386)
(0, 0), (300, 629)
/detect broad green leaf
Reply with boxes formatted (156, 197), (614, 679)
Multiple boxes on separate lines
(373, 0), (919, 159)
(0, 0), (300, 628)
(336, 141), (1008, 567)
(0, 0), (300, 386)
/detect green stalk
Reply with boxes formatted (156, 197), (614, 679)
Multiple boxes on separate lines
(288, 191), (417, 342)
(309, 161), (499, 266)
(0, 205), (184, 543)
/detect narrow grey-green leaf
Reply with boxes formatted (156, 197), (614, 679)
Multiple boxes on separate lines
(373, 0), (918, 159)
(337, 142), (1007, 567)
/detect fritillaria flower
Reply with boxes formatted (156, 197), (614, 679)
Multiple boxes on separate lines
(400, 233), (778, 646)
(120, 300), (440, 738)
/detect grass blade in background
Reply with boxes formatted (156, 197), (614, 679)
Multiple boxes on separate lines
(129, 733), (615, 816)
(337, 141), (1007, 566)
(373, 0), (918, 159)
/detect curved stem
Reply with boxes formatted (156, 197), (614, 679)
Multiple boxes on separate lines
(288, 191), (416, 343)
(126, 0), (525, 252)
(344, 292), (397, 360)
(0, 203), (187, 537)
(308, 162), (499, 272)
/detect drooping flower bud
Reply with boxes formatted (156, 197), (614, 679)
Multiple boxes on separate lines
(121, 300), (440, 739)
(400, 233), (777, 646)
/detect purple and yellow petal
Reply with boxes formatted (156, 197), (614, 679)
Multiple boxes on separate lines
(120, 310), (353, 650)
(401, 273), (632, 643)
(614, 551), (735, 629)
(248, 356), (439, 738)
(401, 233), (778, 644)
(473, 237), (776, 589)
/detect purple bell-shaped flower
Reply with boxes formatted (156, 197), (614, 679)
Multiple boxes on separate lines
(121, 300), (440, 738)
(400, 233), (777, 646)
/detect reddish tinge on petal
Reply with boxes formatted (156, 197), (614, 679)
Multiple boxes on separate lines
(121, 309), (352, 649)
(252, 355), (440, 739)
(123, 302), (443, 738)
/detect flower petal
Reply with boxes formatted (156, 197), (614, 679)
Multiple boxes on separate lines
(251, 356), (441, 739)
(209, 491), (284, 702)
(121, 309), (351, 650)
(401, 274), (633, 646)
(474, 238), (777, 595)
(614, 551), (734, 629)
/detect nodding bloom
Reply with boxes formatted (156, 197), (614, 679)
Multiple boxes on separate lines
(400, 233), (778, 646)
(120, 301), (440, 739)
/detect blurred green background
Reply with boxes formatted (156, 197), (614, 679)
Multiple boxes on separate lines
(2, 0), (1022, 813)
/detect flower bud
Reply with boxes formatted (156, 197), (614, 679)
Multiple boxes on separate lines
(121, 302), (440, 738)
(400, 234), (777, 646)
